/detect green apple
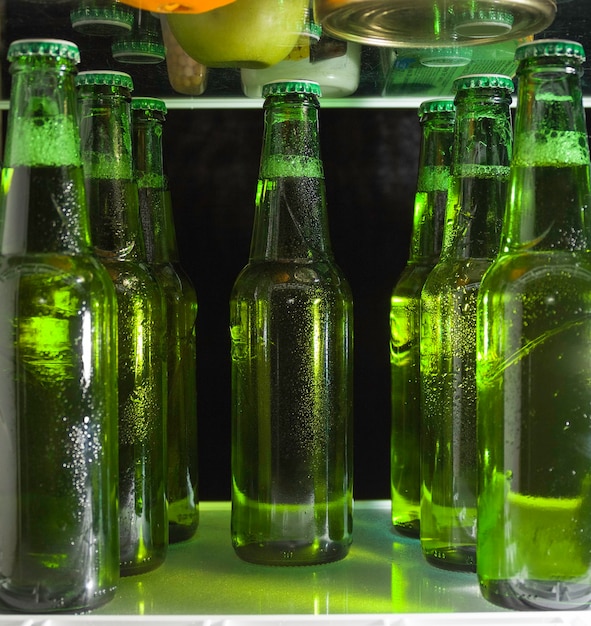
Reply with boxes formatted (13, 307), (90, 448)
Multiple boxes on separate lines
(166, 0), (308, 69)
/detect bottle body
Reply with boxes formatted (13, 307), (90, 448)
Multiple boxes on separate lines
(477, 250), (591, 610)
(139, 187), (199, 543)
(78, 73), (168, 575)
(420, 256), (492, 569)
(0, 41), (119, 612)
(477, 40), (591, 610)
(132, 98), (199, 544)
(419, 75), (513, 571)
(86, 169), (168, 578)
(230, 257), (353, 564)
(390, 99), (454, 536)
(0, 247), (119, 612)
(230, 81), (353, 565)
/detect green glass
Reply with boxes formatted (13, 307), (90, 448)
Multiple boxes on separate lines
(230, 80), (353, 566)
(0, 39), (119, 612)
(477, 39), (591, 611)
(390, 98), (455, 538)
(420, 74), (513, 571)
(132, 97), (199, 544)
(77, 71), (168, 576)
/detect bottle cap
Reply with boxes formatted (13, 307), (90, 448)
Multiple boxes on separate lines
(419, 46), (473, 68)
(453, 74), (515, 93)
(131, 97), (167, 114)
(7, 38), (81, 63)
(262, 80), (322, 98)
(70, 4), (134, 37)
(454, 8), (514, 39)
(418, 98), (456, 117)
(111, 39), (166, 64)
(76, 69), (134, 91)
(515, 38), (586, 63)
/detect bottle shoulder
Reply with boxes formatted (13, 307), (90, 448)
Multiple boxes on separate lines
(0, 252), (117, 303)
(100, 257), (162, 298)
(232, 259), (351, 295)
(481, 250), (591, 293)
(422, 257), (492, 294)
(391, 261), (436, 297)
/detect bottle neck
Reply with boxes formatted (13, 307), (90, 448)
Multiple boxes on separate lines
(78, 85), (143, 260)
(410, 112), (454, 263)
(0, 56), (92, 255)
(132, 113), (174, 263)
(502, 57), (591, 253)
(441, 90), (512, 260)
(250, 92), (333, 263)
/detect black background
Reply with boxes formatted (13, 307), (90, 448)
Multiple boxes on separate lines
(163, 106), (420, 502)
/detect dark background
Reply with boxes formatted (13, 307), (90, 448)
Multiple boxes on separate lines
(163, 107), (420, 502)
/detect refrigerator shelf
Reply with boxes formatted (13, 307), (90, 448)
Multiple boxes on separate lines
(0, 501), (589, 625)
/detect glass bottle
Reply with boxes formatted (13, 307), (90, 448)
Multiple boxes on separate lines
(230, 80), (353, 566)
(477, 39), (591, 611)
(131, 96), (199, 544)
(0, 39), (119, 612)
(76, 70), (168, 575)
(420, 73), (514, 571)
(390, 98), (455, 537)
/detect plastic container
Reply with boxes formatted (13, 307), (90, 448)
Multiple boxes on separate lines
(313, 0), (557, 47)
(160, 14), (207, 95)
(165, 0), (308, 69)
(241, 12), (361, 98)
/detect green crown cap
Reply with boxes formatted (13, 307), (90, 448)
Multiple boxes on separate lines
(418, 98), (455, 117)
(111, 40), (166, 63)
(76, 70), (134, 91)
(454, 8), (514, 37)
(453, 74), (515, 93)
(131, 97), (167, 115)
(262, 80), (322, 98)
(515, 38), (586, 63)
(70, 4), (134, 31)
(7, 38), (80, 64)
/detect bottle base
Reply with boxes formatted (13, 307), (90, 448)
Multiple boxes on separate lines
(233, 539), (351, 566)
(0, 582), (116, 613)
(169, 521), (198, 544)
(480, 578), (591, 611)
(120, 552), (167, 577)
(393, 518), (420, 538)
(423, 544), (476, 572)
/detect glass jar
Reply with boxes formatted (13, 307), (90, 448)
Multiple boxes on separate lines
(313, 0), (556, 48)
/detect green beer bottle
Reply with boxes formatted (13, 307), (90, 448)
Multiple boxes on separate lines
(477, 39), (591, 610)
(131, 96), (199, 544)
(230, 80), (353, 565)
(0, 39), (119, 612)
(420, 74), (513, 571)
(76, 71), (168, 575)
(390, 98), (455, 537)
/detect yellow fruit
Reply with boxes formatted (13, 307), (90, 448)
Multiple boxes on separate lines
(166, 0), (308, 69)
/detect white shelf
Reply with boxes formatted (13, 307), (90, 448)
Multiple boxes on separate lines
(1, 502), (589, 624)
